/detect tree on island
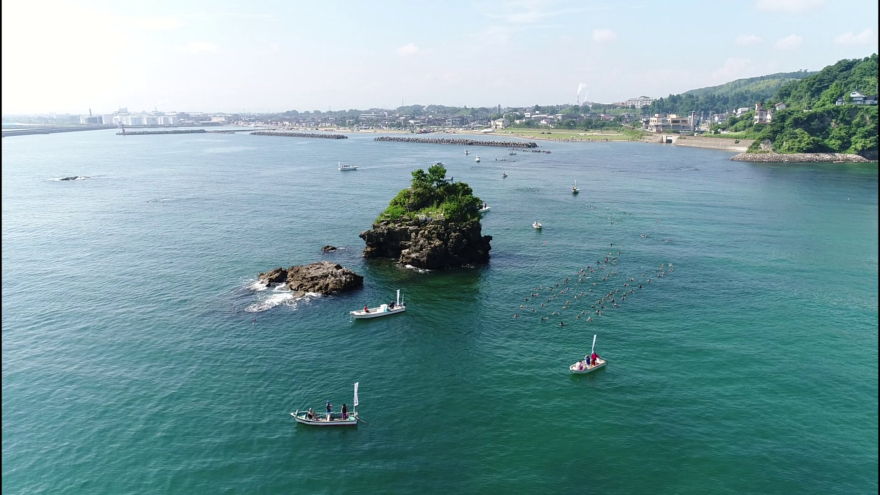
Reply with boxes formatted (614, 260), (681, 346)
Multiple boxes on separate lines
(378, 164), (482, 223)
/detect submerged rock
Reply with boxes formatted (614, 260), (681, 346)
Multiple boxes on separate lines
(257, 261), (363, 295)
(360, 218), (492, 270)
(321, 245), (337, 253)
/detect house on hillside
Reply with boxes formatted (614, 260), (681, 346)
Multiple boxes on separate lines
(775, 102), (787, 111)
(754, 103), (772, 124)
(734, 107), (751, 117)
(835, 91), (879, 105)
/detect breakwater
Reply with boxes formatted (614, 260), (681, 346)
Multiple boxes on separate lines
(251, 131), (347, 139)
(117, 129), (206, 136)
(730, 152), (873, 163)
(374, 136), (538, 148)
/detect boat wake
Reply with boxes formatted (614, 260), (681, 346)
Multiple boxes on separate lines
(49, 176), (90, 181)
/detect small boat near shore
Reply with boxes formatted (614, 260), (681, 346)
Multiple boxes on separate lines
(338, 162), (358, 171)
(502, 172), (508, 178)
(292, 383), (360, 426)
(475, 156), (481, 163)
(479, 204), (491, 213)
(572, 180), (579, 194)
(533, 221), (542, 229)
(350, 290), (406, 319)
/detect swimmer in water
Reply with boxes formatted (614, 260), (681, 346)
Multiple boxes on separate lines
(514, 314), (518, 318)
(559, 322), (565, 327)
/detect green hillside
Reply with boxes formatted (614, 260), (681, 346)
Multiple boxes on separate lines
(642, 71), (815, 116)
(743, 54), (878, 156)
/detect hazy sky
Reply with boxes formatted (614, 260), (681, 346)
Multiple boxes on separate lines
(2, 0), (878, 114)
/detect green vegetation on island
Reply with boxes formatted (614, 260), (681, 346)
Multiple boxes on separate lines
(378, 164), (482, 223)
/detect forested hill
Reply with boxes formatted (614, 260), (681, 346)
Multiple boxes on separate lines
(774, 54), (879, 109)
(642, 71), (815, 116)
(744, 54), (878, 156)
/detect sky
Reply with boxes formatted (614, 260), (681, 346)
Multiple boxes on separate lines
(2, 0), (878, 115)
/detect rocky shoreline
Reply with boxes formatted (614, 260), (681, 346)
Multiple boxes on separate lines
(360, 218), (492, 270)
(251, 131), (348, 139)
(374, 136), (537, 148)
(257, 261), (363, 297)
(730, 152), (874, 163)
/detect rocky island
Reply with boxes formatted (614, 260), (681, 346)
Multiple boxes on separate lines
(359, 164), (492, 269)
(257, 261), (363, 297)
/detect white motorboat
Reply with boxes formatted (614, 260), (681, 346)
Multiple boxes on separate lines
(475, 156), (480, 162)
(350, 290), (406, 319)
(533, 221), (542, 229)
(465, 150), (469, 155)
(570, 357), (606, 374)
(570, 335), (606, 374)
(572, 180), (579, 194)
(292, 383), (360, 426)
(338, 162), (358, 171)
(478, 205), (491, 213)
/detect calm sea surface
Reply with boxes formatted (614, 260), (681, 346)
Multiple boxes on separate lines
(2, 130), (877, 494)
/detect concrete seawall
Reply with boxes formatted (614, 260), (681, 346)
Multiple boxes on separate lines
(251, 131), (347, 139)
(639, 134), (753, 152)
(730, 152), (874, 163)
(374, 136), (538, 148)
(117, 129), (206, 135)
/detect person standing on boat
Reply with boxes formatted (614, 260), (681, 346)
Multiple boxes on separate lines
(326, 401), (333, 421)
(584, 355), (590, 368)
(341, 403), (348, 420)
(363, 305), (369, 313)
(591, 351), (599, 366)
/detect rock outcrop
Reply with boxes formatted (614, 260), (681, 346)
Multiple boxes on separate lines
(321, 245), (337, 253)
(257, 261), (363, 296)
(359, 218), (492, 269)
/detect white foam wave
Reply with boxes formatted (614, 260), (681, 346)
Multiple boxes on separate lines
(245, 292), (295, 312)
(243, 285), (321, 312)
(403, 264), (431, 273)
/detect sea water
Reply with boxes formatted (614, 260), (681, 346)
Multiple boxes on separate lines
(2, 130), (877, 493)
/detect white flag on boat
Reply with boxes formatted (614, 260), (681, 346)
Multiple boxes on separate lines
(353, 382), (359, 407)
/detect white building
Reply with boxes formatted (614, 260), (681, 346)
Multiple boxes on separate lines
(754, 103), (772, 124)
(624, 96), (654, 108)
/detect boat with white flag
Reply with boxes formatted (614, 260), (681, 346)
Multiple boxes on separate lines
(292, 382), (360, 426)
(570, 334), (606, 374)
(350, 290), (406, 319)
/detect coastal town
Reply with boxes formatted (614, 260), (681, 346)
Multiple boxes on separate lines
(5, 89), (876, 139)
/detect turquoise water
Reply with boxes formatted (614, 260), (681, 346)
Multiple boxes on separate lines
(2, 131), (877, 493)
